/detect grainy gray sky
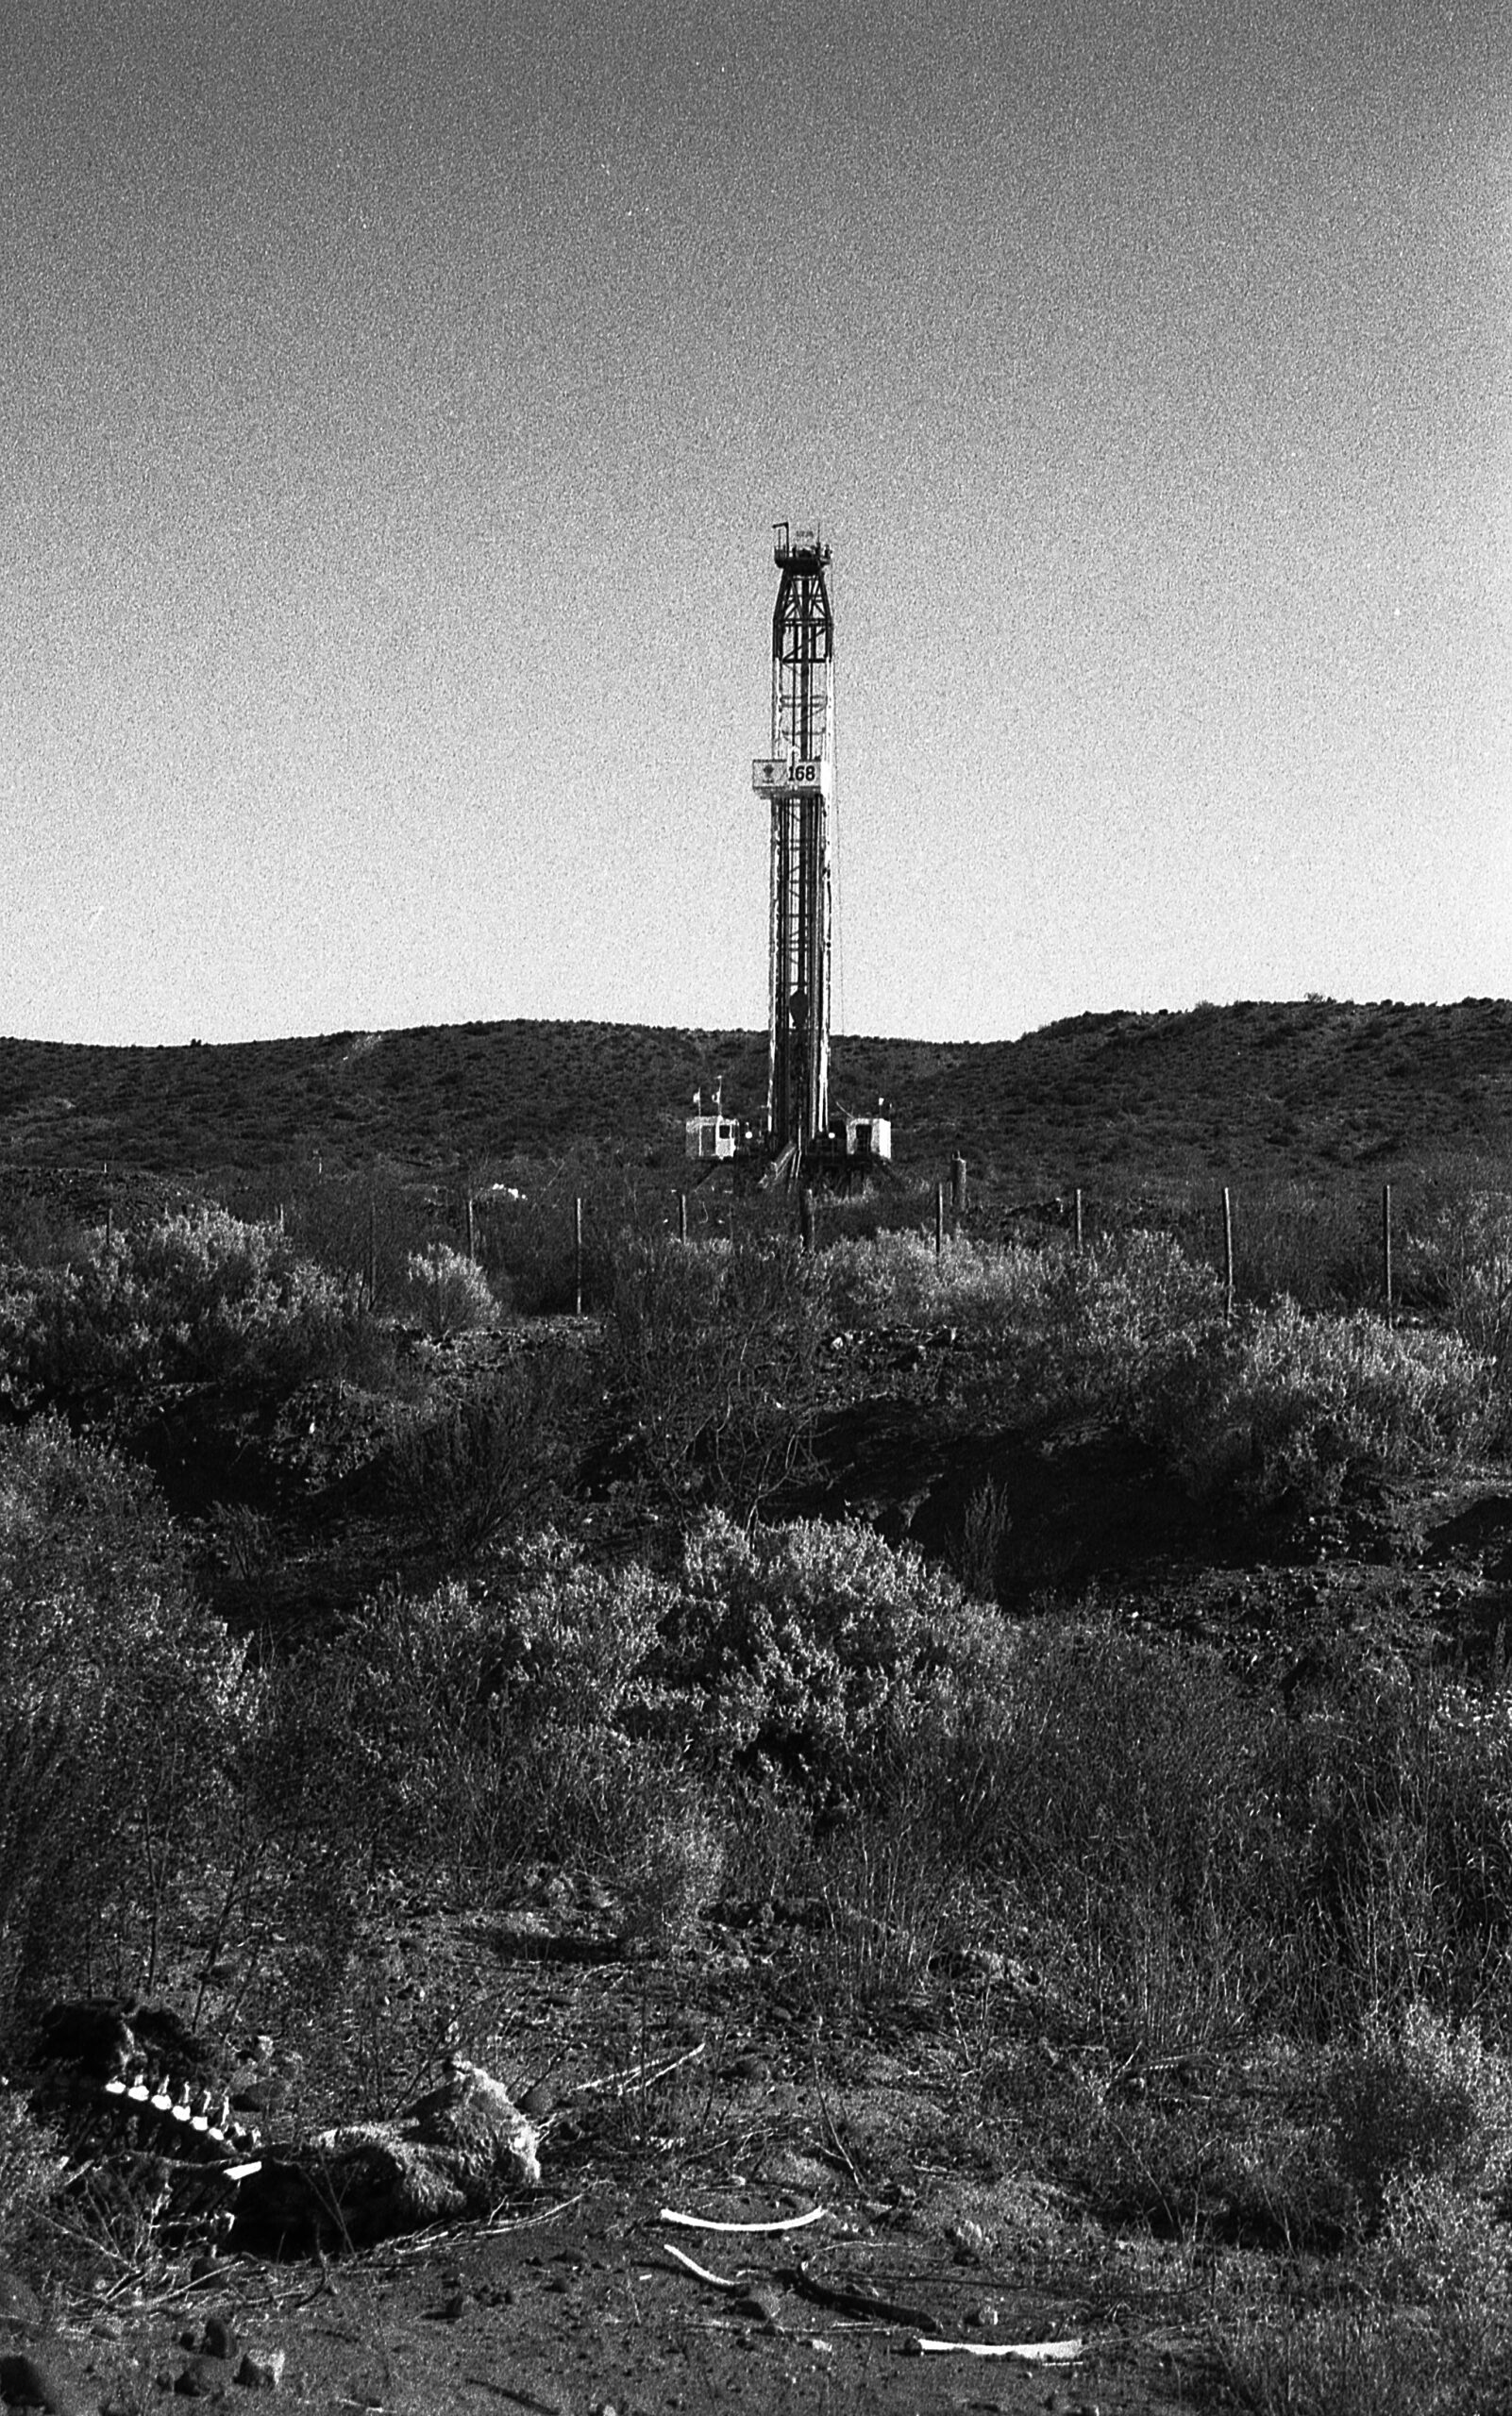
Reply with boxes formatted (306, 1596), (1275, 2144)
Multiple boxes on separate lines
(3, 0), (1509, 1045)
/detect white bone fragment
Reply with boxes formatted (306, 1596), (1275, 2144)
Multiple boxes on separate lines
(662, 2242), (745, 2291)
(659, 2206), (829, 2235)
(913, 2335), (1084, 2362)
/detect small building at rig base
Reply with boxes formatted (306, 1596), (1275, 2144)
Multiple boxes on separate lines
(683, 1113), (741, 1161)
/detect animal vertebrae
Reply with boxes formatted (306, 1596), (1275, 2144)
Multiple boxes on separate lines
(14, 2000), (544, 2256)
(95, 2069), (266, 2172)
(14, 1998), (278, 2225)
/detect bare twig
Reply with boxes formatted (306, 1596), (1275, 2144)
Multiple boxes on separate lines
(783, 2265), (936, 2330)
(573, 2039), (706, 2102)
(379, 2189), (592, 2259)
(811, 2060), (865, 2191)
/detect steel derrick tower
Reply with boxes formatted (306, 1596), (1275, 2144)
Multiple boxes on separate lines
(684, 520), (888, 1183)
(752, 522), (834, 1166)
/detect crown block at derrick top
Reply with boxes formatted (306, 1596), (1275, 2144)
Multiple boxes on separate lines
(772, 519), (830, 566)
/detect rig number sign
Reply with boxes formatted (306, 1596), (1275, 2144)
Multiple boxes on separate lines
(752, 758), (825, 797)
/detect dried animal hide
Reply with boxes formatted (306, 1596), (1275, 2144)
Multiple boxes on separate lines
(8, 2003), (540, 2257)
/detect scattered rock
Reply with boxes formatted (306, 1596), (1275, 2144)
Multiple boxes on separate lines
(173, 2354), (228, 2398)
(233, 2349), (284, 2391)
(200, 2314), (237, 2362)
(0, 2348), (92, 2415)
(734, 2286), (782, 2330)
(30, 1999), (210, 2087)
(0, 2272), (41, 2334)
(228, 2080), (286, 2120)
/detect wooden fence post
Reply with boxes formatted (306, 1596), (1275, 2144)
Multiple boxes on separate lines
(951, 1154), (967, 1221)
(1222, 1185), (1235, 1323)
(934, 1182), (945, 1256)
(678, 1190), (688, 1243)
(800, 1188), (816, 1253)
(367, 1196), (378, 1308)
(465, 1191), (475, 1264)
(1383, 1183), (1394, 1324)
(574, 1196), (584, 1316)
(1073, 1188), (1084, 1255)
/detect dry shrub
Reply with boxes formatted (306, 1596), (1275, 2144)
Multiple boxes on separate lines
(0, 2094), (65, 2256)
(665, 1512), (1012, 1806)
(404, 1243), (496, 1338)
(1180, 1302), (1491, 1506)
(1413, 1188), (1512, 1367)
(389, 1360), (580, 1553)
(0, 1207), (358, 1418)
(608, 1234), (827, 1517)
(1328, 2003), (1512, 2212)
(819, 1230), (1227, 1435)
(0, 1418), (249, 2027)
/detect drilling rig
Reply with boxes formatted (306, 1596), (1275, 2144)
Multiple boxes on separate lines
(687, 522), (891, 1182)
(755, 520), (835, 1170)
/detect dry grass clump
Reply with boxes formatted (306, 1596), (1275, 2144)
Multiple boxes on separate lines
(1329, 2003), (1512, 2213)
(615, 1779), (726, 1953)
(809, 1808), (965, 2006)
(1220, 2306), (1453, 2416)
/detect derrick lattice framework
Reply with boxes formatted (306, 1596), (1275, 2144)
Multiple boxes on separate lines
(755, 524), (834, 1162)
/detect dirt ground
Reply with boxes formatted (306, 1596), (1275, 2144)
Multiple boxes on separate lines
(30, 2197), (1210, 2415)
(11, 2012), (1219, 2416)
(8, 1861), (1237, 2414)
(15, 1321), (1512, 2414)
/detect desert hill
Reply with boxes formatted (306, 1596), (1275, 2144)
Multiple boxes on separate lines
(4, 995), (1512, 1184)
